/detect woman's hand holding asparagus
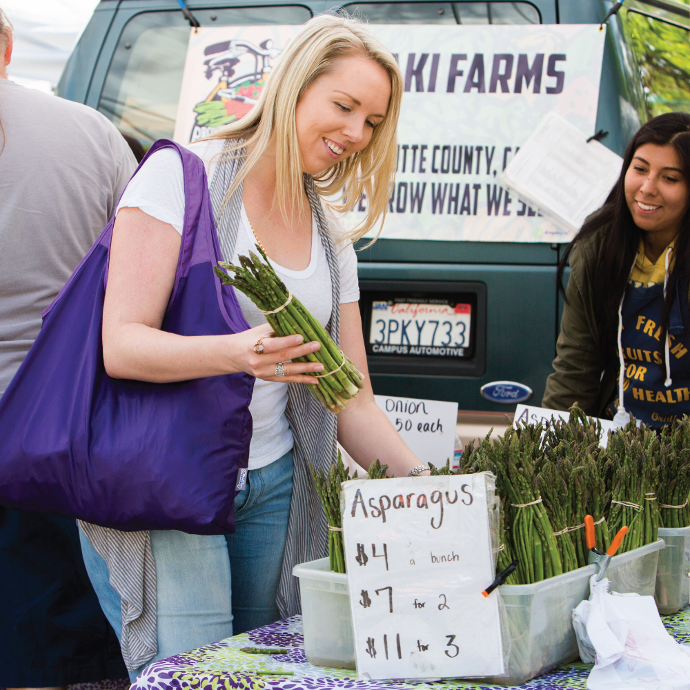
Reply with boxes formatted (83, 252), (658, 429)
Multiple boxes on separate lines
(233, 324), (324, 384)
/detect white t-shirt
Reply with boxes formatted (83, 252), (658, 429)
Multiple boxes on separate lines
(117, 139), (359, 469)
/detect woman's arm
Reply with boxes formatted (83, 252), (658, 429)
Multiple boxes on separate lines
(542, 253), (605, 413)
(336, 302), (428, 478)
(102, 207), (324, 384)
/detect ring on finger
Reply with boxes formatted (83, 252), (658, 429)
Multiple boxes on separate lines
(253, 336), (269, 355)
(274, 362), (286, 377)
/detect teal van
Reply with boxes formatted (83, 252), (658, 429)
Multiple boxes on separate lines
(58, 0), (690, 413)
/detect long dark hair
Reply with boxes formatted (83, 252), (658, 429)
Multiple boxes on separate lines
(557, 112), (690, 374)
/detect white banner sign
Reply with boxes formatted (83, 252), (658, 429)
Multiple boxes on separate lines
(374, 394), (457, 468)
(342, 473), (503, 680)
(174, 24), (606, 243)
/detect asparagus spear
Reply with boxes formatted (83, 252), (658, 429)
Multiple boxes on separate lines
(215, 248), (364, 414)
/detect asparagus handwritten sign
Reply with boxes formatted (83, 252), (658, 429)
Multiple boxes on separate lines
(514, 404), (618, 448)
(341, 473), (504, 680)
(374, 395), (458, 468)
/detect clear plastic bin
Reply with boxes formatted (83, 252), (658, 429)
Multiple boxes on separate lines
(484, 538), (664, 686)
(607, 538), (665, 595)
(293, 539), (664, 681)
(656, 526), (690, 615)
(293, 558), (355, 669)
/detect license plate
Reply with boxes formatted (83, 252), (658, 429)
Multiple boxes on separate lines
(368, 300), (471, 357)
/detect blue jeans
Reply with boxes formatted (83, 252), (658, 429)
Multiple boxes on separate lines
(79, 450), (293, 681)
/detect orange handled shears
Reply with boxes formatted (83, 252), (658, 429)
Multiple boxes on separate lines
(584, 514), (628, 581)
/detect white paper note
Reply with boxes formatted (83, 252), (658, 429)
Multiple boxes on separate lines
(374, 395), (458, 469)
(342, 474), (504, 680)
(513, 404), (619, 448)
(499, 111), (623, 235)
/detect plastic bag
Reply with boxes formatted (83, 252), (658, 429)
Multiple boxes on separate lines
(573, 574), (690, 688)
(572, 595), (596, 664)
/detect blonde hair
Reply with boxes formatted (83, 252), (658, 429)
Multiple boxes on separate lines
(205, 14), (403, 243)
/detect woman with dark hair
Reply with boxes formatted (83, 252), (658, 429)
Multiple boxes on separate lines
(543, 112), (690, 429)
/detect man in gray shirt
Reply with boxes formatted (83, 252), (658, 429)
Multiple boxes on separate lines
(0, 8), (137, 687)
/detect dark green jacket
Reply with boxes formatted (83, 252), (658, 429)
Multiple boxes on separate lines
(542, 228), (618, 416)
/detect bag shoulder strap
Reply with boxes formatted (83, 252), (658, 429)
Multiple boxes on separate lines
(43, 140), (210, 322)
(209, 139), (246, 260)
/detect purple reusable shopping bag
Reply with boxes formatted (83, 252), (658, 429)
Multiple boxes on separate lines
(0, 140), (254, 534)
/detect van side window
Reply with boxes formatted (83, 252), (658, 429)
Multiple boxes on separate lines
(343, 2), (541, 24)
(624, 10), (690, 118)
(456, 2), (540, 24)
(98, 6), (311, 149)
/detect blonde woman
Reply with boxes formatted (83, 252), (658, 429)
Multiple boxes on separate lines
(79, 14), (428, 680)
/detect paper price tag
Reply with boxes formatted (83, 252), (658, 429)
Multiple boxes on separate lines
(342, 474), (504, 680)
(513, 404), (620, 448)
(374, 395), (457, 468)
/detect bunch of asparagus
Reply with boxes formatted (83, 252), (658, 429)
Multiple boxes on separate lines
(658, 420), (690, 527)
(459, 434), (515, 584)
(537, 458), (579, 573)
(605, 422), (660, 553)
(215, 247), (364, 413)
(460, 406), (665, 583)
(495, 498), (519, 584)
(311, 452), (353, 574)
(537, 413), (611, 569)
(459, 426), (564, 584)
(500, 426), (563, 584)
(311, 454), (390, 574)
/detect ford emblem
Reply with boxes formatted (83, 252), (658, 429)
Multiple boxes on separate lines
(480, 381), (533, 404)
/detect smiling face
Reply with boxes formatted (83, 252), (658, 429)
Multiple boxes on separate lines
(624, 143), (690, 245)
(294, 54), (391, 176)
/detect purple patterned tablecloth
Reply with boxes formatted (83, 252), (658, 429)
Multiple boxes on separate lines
(131, 609), (690, 690)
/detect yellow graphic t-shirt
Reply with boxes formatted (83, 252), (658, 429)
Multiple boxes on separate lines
(630, 238), (676, 287)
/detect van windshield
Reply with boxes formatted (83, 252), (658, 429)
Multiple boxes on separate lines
(98, 6), (311, 149)
(343, 2), (540, 24)
(98, 2), (542, 150)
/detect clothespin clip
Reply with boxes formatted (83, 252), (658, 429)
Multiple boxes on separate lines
(600, 0), (626, 30)
(482, 559), (519, 597)
(587, 129), (609, 143)
(177, 0), (200, 31)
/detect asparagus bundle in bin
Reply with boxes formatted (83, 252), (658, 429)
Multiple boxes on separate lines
(605, 422), (660, 553)
(216, 247), (364, 413)
(311, 452), (352, 574)
(659, 420), (690, 527)
(311, 456), (389, 573)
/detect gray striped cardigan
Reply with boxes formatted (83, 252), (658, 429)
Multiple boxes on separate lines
(80, 143), (338, 672)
